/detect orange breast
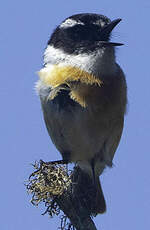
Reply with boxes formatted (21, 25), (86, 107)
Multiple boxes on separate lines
(38, 64), (103, 107)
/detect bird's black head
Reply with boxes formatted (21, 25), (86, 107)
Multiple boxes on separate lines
(48, 13), (123, 55)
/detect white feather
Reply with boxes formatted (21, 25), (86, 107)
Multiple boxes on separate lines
(59, 18), (84, 28)
(44, 45), (117, 77)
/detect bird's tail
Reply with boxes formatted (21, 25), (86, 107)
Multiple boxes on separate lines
(92, 176), (106, 214)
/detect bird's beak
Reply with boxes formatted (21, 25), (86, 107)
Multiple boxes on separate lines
(100, 18), (124, 46)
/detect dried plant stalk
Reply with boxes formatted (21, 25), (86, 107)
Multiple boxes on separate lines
(26, 160), (97, 230)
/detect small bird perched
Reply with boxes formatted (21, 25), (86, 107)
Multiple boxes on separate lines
(36, 13), (127, 214)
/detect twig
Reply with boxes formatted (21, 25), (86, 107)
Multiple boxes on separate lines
(26, 160), (98, 230)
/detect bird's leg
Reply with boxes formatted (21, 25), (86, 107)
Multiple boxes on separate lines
(40, 152), (70, 166)
(40, 159), (69, 165)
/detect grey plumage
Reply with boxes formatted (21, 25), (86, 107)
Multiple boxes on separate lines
(36, 13), (127, 214)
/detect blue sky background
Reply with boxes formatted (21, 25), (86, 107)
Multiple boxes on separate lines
(1, 0), (150, 229)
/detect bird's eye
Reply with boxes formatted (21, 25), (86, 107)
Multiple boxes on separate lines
(67, 25), (85, 41)
(67, 24), (101, 42)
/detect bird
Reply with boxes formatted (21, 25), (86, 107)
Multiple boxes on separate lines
(36, 13), (127, 214)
